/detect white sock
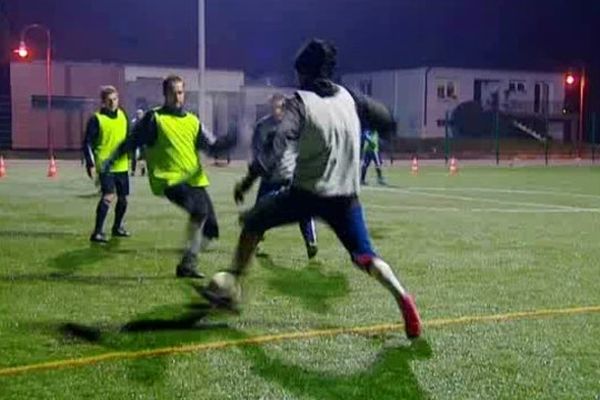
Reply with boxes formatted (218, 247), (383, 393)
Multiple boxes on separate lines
(186, 220), (206, 256)
(368, 257), (407, 300)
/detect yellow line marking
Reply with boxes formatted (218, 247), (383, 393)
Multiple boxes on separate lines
(1, 305), (598, 377)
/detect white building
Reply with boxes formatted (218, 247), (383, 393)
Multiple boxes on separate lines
(124, 64), (245, 133)
(8, 60), (289, 153)
(343, 67), (574, 140)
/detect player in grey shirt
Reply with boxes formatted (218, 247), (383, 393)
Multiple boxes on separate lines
(242, 93), (318, 259)
(206, 39), (422, 339)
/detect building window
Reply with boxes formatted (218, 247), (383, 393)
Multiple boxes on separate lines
(509, 80), (526, 93)
(437, 85), (446, 99)
(437, 80), (457, 100)
(446, 82), (456, 99)
(359, 79), (372, 96)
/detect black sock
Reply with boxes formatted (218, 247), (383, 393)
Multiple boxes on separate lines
(361, 165), (368, 182)
(94, 199), (110, 234)
(376, 168), (383, 180)
(113, 197), (128, 231)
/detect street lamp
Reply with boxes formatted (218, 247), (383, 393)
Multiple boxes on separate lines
(198, 0), (206, 124)
(565, 73), (575, 86)
(579, 67), (586, 158)
(565, 68), (587, 158)
(14, 24), (53, 159)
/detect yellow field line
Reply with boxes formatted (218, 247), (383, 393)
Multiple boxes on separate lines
(1, 304), (599, 378)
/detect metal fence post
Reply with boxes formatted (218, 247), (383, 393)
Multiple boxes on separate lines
(495, 110), (500, 165)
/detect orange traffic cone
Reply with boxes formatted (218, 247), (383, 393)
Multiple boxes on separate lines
(411, 156), (419, 175)
(449, 157), (458, 175)
(0, 156), (6, 178)
(47, 156), (58, 178)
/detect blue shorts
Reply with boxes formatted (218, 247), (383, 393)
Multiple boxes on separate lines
(242, 187), (376, 265)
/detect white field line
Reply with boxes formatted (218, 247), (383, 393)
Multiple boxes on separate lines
(367, 204), (600, 214)
(404, 186), (600, 201)
(366, 186), (582, 210)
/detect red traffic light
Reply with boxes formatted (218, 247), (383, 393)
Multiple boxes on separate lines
(13, 42), (29, 59)
(565, 74), (576, 86)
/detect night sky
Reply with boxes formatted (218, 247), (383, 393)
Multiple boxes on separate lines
(3, 0), (600, 109)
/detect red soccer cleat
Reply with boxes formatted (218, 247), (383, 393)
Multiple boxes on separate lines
(399, 294), (422, 339)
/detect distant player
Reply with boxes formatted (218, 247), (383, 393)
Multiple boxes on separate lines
(360, 128), (386, 185)
(205, 39), (422, 339)
(130, 108), (146, 177)
(102, 75), (235, 278)
(83, 85), (131, 243)
(240, 93), (318, 259)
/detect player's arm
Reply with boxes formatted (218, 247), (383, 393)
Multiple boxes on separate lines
(195, 125), (237, 156)
(82, 115), (99, 179)
(349, 90), (396, 140)
(234, 96), (303, 203)
(100, 111), (156, 173)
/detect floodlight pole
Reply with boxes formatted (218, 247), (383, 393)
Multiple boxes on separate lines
(578, 65), (586, 158)
(198, 0), (206, 125)
(20, 24), (53, 158)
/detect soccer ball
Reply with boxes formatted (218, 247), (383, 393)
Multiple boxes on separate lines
(206, 271), (242, 306)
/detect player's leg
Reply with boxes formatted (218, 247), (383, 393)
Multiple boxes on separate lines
(251, 180), (284, 246)
(322, 197), (422, 338)
(203, 188), (311, 307)
(361, 152), (373, 185)
(164, 184), (212, 278)
(200, 190), (219, 251)
(90, 173), (116, 243)
(130, 149), (137, 177)
(112, 172), (131, 237)
(299, 217), (318, 259)
(374, 151), (386, 185)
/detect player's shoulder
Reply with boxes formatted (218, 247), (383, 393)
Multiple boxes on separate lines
(117, 107), (129, 119)
(255, 114), (275, 129)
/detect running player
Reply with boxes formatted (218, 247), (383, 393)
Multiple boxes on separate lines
(205, 39), (421, 339)
(102, 75), (234, 278)
(360, 128), (386, 185)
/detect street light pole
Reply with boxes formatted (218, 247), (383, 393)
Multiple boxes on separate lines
(198, 0), (206, 125)
(18, 24), (53, 158)
(578, 65), (586, 158)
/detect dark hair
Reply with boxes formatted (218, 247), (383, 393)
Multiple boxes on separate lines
(162, 75), (184, 96)
(99, 85), (117, 101)
(294, 39), (337, 79)
(270, 93), (285, 104)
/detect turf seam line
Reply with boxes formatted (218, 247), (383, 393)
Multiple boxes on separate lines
(1, 304), (598, 377)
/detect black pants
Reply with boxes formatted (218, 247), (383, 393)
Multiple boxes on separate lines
(164, 184), (219, 239)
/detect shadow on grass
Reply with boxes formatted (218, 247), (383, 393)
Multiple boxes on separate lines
(58, 300), (232, 385)
(75, 192), (101, 200)
(243, 337), (432, 400)
(0, 230), (79, 239)
(369, 226), (392, 240)
(1, 242), (174, 285)
(256, 254), (349, 314)
(50, 246), (115, 274)
(0, 272), (171, 286)
(57, 296), (431, 397)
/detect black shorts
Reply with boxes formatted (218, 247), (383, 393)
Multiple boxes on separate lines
(164, 183), (219, 239)
(242, 187), (375, 262)
(99, 172), (130, 196)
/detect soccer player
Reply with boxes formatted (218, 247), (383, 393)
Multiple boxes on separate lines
(83, 85), (131, 244)
(242, 93), (318, 259)
(130, 108), (146, 177)
(205, 39), (422, 339)
(360, 128), (386, 185)
(101, 75), (234, 278)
